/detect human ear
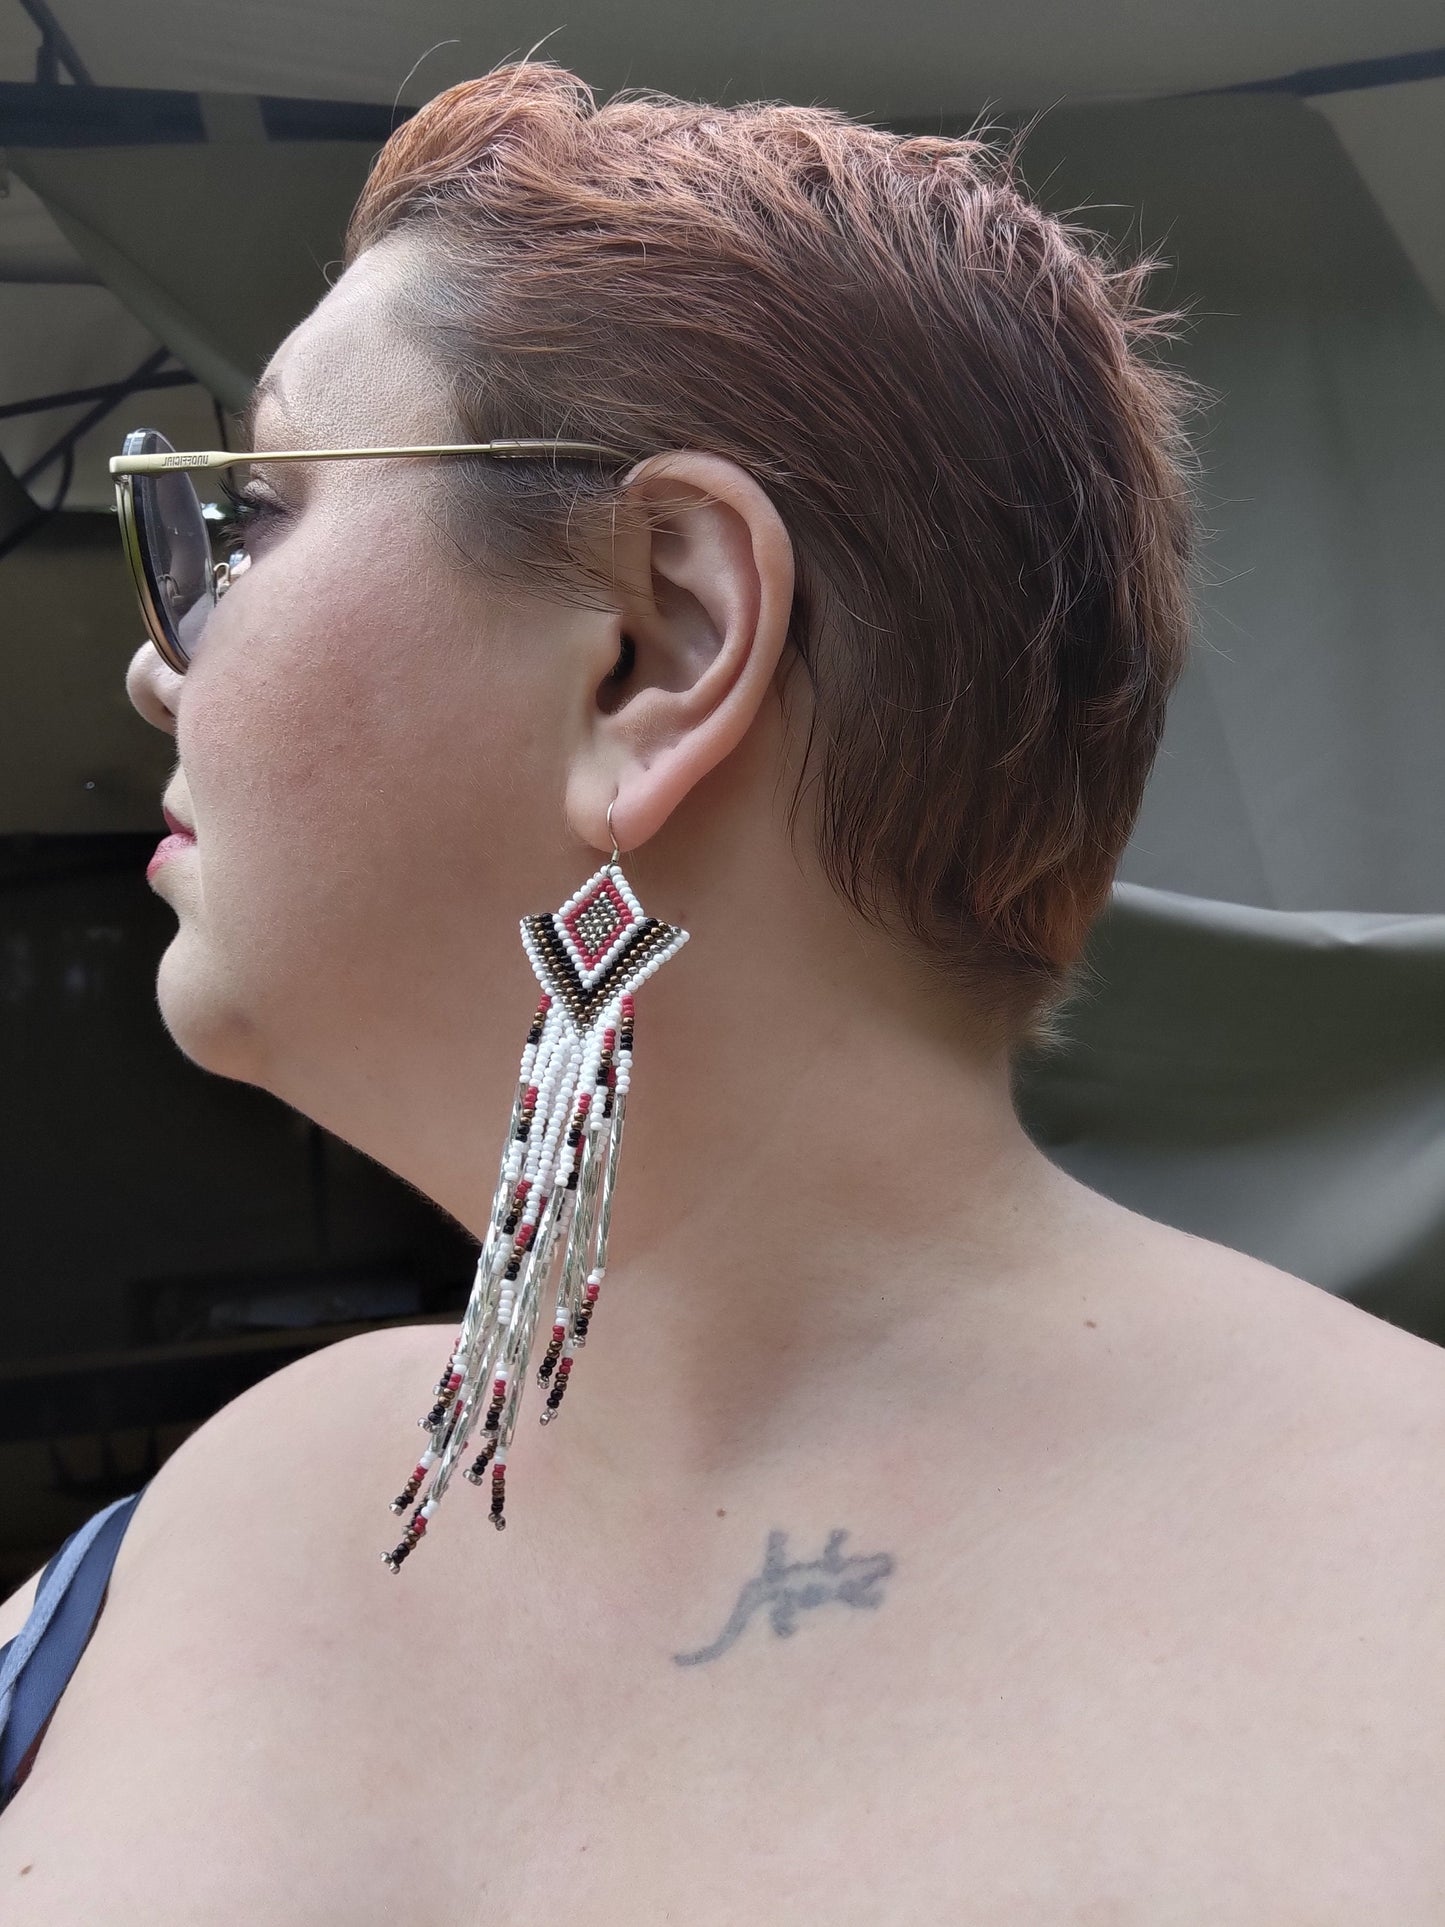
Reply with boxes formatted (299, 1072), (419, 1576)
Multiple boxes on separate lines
(562, 450), (794, 855)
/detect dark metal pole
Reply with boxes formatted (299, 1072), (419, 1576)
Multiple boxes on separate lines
(15, 0), (94, 86)
(19, 344), (173, 488)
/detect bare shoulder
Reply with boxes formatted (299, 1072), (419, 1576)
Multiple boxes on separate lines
(0, 1327), (436, 1649)
(1190, 1218), (1443, 1403)
(170, 1317), (442, 1461)
(1055, 1191), (1445, 1702)
(117, 1321), (450, 1577)
(1086, 1187), (1445, 1458)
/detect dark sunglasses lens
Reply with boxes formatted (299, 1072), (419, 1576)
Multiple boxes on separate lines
(129, 430), (215, 666)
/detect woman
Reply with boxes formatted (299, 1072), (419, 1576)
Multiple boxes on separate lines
(2, 61), (1442, 1920)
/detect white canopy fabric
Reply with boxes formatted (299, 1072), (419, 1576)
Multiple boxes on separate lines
(0, 2), (1441, 1336)
(2, 2), (1444, 507)
(0, 0), (1442, 116)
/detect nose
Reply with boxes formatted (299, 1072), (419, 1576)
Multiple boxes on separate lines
(125, 638), (181, 735)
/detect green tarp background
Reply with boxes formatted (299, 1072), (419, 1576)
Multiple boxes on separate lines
(1017, 886), (1445, 1347)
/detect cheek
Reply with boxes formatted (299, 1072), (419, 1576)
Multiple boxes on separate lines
(175, 522), (558, 1025)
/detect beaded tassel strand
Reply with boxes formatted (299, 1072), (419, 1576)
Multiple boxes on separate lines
(537, 991), (634, 1422)
(382, 997), (579, 1569)
(382, 862), (686, 1572)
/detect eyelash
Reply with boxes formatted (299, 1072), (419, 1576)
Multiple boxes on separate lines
(215, 478), (282, 552)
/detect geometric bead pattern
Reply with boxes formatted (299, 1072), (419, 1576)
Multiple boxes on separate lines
(521, 860), (688, 1033)
(562, 875), (633, 973)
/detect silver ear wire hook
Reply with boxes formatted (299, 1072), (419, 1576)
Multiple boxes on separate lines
(606, 799), (621, 867)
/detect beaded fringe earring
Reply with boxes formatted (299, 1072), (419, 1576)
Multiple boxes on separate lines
(383, 809), (688, 1572)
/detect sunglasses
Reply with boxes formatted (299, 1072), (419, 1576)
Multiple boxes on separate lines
(109, 427), (636, 676)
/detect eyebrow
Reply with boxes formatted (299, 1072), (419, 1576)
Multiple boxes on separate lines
(235, 370), (285, 454)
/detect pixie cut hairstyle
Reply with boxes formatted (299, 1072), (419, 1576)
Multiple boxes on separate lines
(344, 62), (1204, 1055)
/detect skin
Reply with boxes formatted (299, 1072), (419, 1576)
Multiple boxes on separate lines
(121, 228), (1088, 1485)
(4, 228), (1444, 1921)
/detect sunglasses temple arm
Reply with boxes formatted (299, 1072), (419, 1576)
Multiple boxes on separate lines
(109, 448), (468, 475)
(110, 444), (635, 478)
(109, 451), (248, 477)
(108, 449), (467, 476)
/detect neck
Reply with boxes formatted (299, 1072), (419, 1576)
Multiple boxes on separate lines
(437, 834), (1078, 1486)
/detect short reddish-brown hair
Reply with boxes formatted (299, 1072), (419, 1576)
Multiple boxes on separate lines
(346, 62), (1205, 1056)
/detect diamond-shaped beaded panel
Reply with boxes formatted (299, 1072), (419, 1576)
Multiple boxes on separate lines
(521, 861), (688, 1031)
(562, 875), (634, 972)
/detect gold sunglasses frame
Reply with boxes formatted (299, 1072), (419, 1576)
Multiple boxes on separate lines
(109, 435), (638, 675)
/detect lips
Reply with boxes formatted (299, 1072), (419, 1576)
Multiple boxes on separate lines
(148, 801), (197, 882)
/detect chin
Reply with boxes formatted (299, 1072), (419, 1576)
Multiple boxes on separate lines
(154, 936), (264, 1087)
